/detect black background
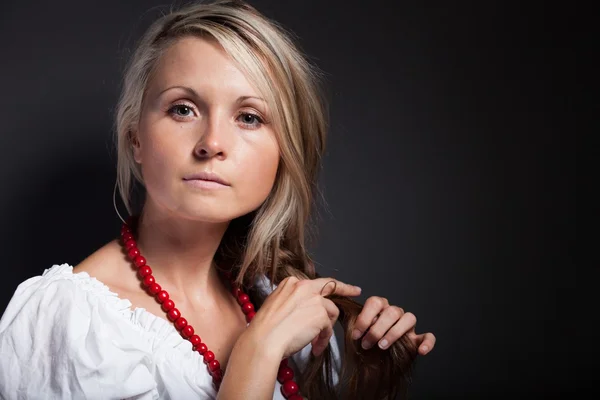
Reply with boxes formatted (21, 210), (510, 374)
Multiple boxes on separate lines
(0, 0), (586, 398)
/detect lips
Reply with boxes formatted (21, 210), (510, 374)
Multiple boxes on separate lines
(182, 171), (230, 186)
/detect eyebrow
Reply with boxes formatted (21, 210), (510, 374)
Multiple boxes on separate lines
(158, 85), (266, 104)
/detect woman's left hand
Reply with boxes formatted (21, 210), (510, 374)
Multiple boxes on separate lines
(352, 296), (436, 355)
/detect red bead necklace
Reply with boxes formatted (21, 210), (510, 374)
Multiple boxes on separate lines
(120, 217), (303, 399)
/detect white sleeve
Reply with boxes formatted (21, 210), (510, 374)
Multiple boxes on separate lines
(0, 275), (158, 400)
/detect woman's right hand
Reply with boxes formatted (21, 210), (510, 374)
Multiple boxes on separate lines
(244, 276), (362, 358)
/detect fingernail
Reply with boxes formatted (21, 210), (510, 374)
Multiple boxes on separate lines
(378, 339), (389, 349)
(421, 345), (429, 353)
(362, 340), (372, 350)
(355, 286), (362, 292)
(351, 329), (362, 340)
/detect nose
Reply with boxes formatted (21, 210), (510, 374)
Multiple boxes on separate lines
(193, 113), (229, 160)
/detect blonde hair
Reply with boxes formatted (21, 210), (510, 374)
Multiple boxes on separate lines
(115, 0), (325, 283)
(114, 1), (416, 398)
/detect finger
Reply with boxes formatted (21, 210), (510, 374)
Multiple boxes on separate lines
(322, 297), (340, 324)
(310, 298), (339, 355)
(272, 275), (300, 296)
(312, 319), (334, 357)
(312, 278), (362, 297)
(351, 297), (391, 340)
(415, 332), (436, 355)
(360, 306), (404, 350)
(372, 311), (416, 350)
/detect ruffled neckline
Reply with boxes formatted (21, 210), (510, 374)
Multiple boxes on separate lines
(43, 264), (204, 353)
(42, 263), (277, 349)
(43, 263), (134, 313)
(42, 263), (272, 339)
(40, 263), (275, 392)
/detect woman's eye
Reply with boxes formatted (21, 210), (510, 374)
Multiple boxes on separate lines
(168, 104), (195, 118)
(238, 112), (264, 128)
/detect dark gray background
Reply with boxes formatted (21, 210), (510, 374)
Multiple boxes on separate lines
(0, 0), (584, 398)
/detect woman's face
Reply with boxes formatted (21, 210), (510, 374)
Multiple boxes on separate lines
(133, 36), (280, 223)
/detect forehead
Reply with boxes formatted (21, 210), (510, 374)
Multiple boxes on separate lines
(149, 36), (260, 97)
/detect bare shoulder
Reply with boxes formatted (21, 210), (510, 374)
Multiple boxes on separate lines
(73, 239), (136, 291)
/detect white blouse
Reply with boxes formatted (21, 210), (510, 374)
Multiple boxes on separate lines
(0, 264), (341, 399)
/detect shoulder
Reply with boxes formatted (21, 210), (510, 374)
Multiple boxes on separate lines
(0, 239), (128, 334)
(0, 261), (136, 347)
(0, 263), (90, 333)
(0, 258), (157, 398)
(73, 239), (136, 291)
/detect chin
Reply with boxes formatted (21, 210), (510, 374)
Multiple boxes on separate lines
(177, 202), (250, 224)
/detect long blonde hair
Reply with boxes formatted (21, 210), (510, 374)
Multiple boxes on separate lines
(114, 1), (416, 398)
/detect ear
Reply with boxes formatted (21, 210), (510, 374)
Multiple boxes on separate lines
(130, 130), (142, 164)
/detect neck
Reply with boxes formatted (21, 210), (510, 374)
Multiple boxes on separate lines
(134, 200), (230, 300)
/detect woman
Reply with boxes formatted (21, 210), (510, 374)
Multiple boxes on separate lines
(0, 1), (435, 399)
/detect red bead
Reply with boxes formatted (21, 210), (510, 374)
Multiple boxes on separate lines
(148, 283), (161, 295)
(167, 308), (181, 321)
(208, 359), (220, 372)
(138, 265), (152, 278)
(204, 351), (215, 363)
(277, 366), (295, 383)
(134, 256), (146, 267)
(128, 247), (140, 259)
(181, 325), (194, 338)
(142, 275), (155, 287)
(246, 311), (256, 322)
(212, 368), (223, 381)
(115, 216), (307, 397)
(196, 343), (208, 354)
(281, 380), (299, 397)
(174, 317), (188, 330)
(242, 302), (254, 314)
(162, 299), (175, 312)
(156, 290), (169, 303)
(237, 293), (249, 305)
(189, 335), (201, 346)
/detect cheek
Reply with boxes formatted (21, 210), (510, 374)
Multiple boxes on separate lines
(236, 137), (280, 202)
(138, 128), (182, 191)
